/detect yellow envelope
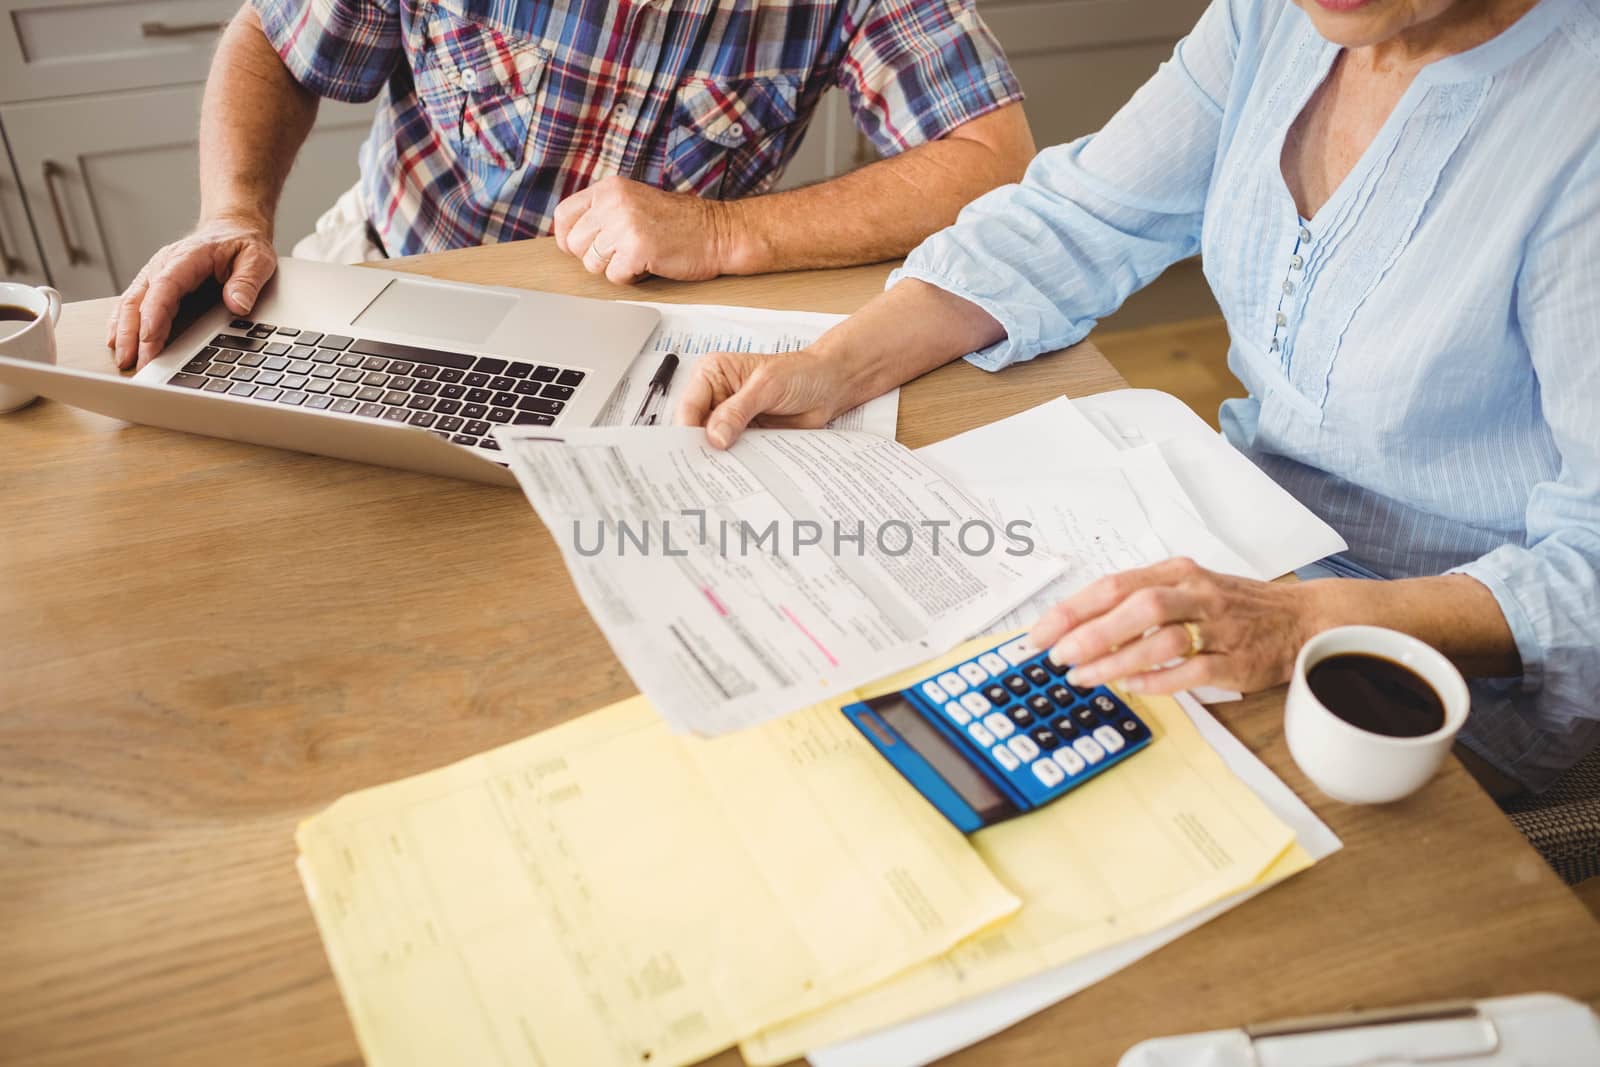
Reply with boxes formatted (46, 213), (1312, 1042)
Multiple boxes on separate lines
(296, 691), (1020, 1067)
(740, 675), (1301, 1065)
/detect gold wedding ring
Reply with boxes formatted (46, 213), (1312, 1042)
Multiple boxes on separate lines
(589, 237), (615, 261)
(1182, 620), (1206, 657)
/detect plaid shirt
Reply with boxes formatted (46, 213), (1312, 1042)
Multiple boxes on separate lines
(253, 0), (1022, 256)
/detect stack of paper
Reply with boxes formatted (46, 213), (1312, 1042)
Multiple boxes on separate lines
(916, 394), (1346, 702)
(299, 387), (1349, 1066)
(296, 634), (1330, 1067)
(739, 673), (1304, 1064)
(493, 425), (1063, 735)
(809, 689), (1342, 1067)
(296, 689), (1019, 1067)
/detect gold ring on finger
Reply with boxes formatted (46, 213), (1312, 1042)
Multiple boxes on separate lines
(1182, 620), (1205, 657)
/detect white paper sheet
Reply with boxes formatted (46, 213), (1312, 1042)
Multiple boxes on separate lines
(808, 690), (1341, 1067)
(917, 396), (1121, 485)
(595, 301), (898, 437)
(1111, 444), (1261, 579)
(1074, 390), (1347, 578)
(918, 398), (1258, 581)
(966, 471), (1169, 637)
(494, 426), (1064, 736)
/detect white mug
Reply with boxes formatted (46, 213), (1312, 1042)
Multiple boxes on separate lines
(1285, 625), (1470, 805)
(0, 281), (63, 413)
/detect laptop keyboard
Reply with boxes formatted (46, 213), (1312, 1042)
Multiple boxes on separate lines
(161, 318), (586, 451)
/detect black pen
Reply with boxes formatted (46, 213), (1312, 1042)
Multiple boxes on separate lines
(632, 351), (680, 426)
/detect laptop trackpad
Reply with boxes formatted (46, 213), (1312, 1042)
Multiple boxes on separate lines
(352, 278), (516, 345)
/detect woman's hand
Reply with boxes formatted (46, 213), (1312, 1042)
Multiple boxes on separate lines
(676, 347), (855, 448)
(1028, 557), (1318, 694)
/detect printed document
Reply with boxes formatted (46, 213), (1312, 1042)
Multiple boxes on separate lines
(739, 639), (1300, 1065)
(1073, 389), (1347, 577)
(296, 696), (1019, 1067)
(595, 301), (898, 437)
(493, 426), (1065, 736)
(965, 471), (1169, 636)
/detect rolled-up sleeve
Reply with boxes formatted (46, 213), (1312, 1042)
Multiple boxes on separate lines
(1453, 148), (1600, 742)
(891, 0), (1240, 370)
(836, 0), (1023, 156)
(251, 0), (402, 103)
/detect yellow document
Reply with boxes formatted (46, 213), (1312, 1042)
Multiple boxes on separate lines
(296, 694), (1019, 1067)
(741, 667), (1300, 1065)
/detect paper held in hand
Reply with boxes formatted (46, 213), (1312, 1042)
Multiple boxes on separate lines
(594, 301), (898, 436)
(493, 426), (1065, 736)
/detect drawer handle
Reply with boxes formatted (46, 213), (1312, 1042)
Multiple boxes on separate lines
(42, 161), (91, 267)
(140, 19), (227, 38)
(0, 211), (24, 275)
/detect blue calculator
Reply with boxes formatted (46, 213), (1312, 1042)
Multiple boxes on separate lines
(842, 636), (1154, 832)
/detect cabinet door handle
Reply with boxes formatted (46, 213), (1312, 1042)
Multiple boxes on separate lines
(42, 161), (91, 267)
(0, 213), (24, 275)
(140, 19), (227, 38)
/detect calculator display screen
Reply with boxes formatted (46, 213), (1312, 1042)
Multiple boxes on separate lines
(870, 694), (1018, 823)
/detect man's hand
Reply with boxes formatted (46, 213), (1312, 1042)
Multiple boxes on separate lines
(553, 176), (736, 285)
(108, 216), (277, 370)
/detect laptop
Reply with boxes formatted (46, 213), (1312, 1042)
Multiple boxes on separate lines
(0, 258), (659, 486)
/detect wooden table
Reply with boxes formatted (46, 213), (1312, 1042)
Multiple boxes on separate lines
(2, 241), (1596, 1067)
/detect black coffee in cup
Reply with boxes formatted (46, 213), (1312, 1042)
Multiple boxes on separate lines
(1306, 653), (1446, 738)
(0, 304), (38, 323)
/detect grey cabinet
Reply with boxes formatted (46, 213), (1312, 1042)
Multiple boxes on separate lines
(0, 0), (373, 300)
(1, 86), (372, 299)
(0, 145), (49, 288)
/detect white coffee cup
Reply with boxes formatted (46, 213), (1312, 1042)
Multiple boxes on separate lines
(0, 281), (63, 413)
(1285, 625), (1470, 805)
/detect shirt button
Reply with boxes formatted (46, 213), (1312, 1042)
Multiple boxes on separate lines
(1298, 225), (1311, 242)
(1290, 254), (1303, 270)
(1276, 312), (1287, 326)
(729, 122), (745, 139)
(1282, 280), (1295, 295)
(460, 68), (478, 88)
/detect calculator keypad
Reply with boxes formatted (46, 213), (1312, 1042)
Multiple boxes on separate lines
(999, 637), (1037, 665)
(902, 636), (1152, 807)
(978, 652), (1009, 675)
(983, 712), (1015, 740)
(1053, 746), (1086, 776)
(1008, 735), (1040, 762)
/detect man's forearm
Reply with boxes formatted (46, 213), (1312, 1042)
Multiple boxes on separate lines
(198, 6), (319, 233)
(717, 103), (1033, 274)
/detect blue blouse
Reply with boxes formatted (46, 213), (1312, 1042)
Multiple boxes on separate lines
(895, 0), (1600, 788)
